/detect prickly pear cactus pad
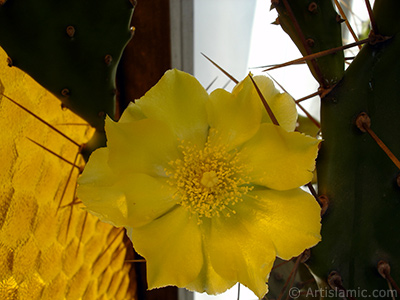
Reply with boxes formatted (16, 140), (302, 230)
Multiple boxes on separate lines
(77, 69), (322, 299)
(273, 0), (400, 298)
(0, 46), (135, 300)
(0, 0), (134, 132)
(271, 0), (344, 87)
(311, 4), (400, 296)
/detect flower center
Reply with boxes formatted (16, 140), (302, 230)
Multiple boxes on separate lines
(200, 171), (218, 188)
(167, 139), (252, 220)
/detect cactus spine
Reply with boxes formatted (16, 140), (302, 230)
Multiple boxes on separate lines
(2, 0), (400, 298)
(273, 0), (400, 298)
(0, 46), (135, 299)
(0, 0), (135, 157)
(0, 1), (137, 298)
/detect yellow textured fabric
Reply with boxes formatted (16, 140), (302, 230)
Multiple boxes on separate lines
(0, 47), (135, 300)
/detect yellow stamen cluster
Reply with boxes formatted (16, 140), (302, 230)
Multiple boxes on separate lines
(167, 140), (252, 220)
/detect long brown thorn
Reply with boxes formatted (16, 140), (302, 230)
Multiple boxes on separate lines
(307, 182), (322, 206)
(281, 0), (324, 84)
(65, 197), (79, 240)
(248, 74), (279, 126)
(333, 0), (362, 50)
(125, 259), (146, 263)
(356, 113), (400, 170)
(205, 76), (218, 92)
(2, 93), (80, 147)
(57, 149), (82, 213)
(267, 74), (321, 129)
(378, 261), (400, 296)
(365, 0), (378, 34)
(76, 211), (88, 257)
(264, 38), (369, 72)
(201, 53), (239, 84)
(272, 259), (291, 271)
(27, 138), (80, 170)
(93, 228), (125, 266)
(277, 254), (302, 300)
(295, 91), (322, 103)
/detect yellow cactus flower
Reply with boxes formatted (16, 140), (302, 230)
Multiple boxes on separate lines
(77, 69), (321, 299)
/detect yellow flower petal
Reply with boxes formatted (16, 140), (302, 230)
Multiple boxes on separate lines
(78, 148), (178, 228)
(120, 173), (177, 228)
(207, 83), (262, 149)
(185, 248), (237, 295)
(206, 214), (275, 298)
(135, 69), (209, 146)
(76, 69), (323, 298)
(128, 207), (203, 289)
(77, 148), (176, 227)
(105, 116), (180, 176)
(240, 123), (320, 190)
(118, 102), (146, 123)
(232, 75), (298, 132)
(77, 148), (129, 227)
(268, 92), (298, 132)
(233, 74), (278, 100)
(242, 188), (321, 260)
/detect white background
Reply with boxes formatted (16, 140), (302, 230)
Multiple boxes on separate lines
(192, 0), (371, 299)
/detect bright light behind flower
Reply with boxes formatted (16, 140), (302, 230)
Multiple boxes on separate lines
(77, 69), (321, 299)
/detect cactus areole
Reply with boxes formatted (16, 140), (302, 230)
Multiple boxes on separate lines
(0, 0), (134, 132)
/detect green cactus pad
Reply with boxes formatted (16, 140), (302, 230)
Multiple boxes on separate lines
(310, 17), (400, 300)
(273, 0), (344, 87)
(0, 0), (134, 132)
